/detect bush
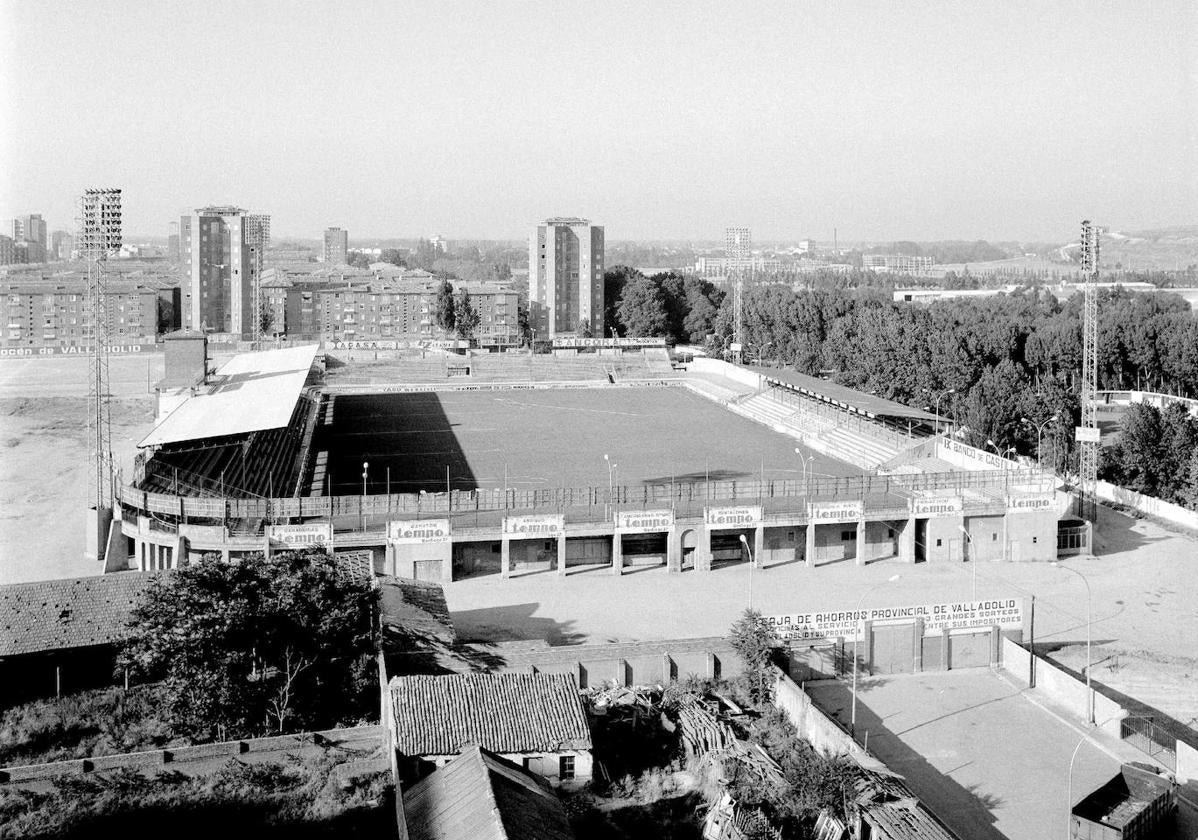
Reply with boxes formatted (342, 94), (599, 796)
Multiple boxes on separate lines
(0, 686), (175, 767)
(0, 756), (392, 839)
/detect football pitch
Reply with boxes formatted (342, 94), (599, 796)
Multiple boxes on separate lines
(318, 385), (861, 495)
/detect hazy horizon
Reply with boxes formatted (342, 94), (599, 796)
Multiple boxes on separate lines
(3, 1), (1195, 243)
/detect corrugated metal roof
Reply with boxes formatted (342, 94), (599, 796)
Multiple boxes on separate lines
(139, 344), (319, 447)
(390, 673), (591, 756)
(0, 572), (160, 657)
(402, 745), (575, 840)
(748, 367), (940, 422)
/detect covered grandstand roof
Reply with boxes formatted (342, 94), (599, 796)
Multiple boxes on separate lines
(748, 367), (940, 423)
(139, 344), (319, 447)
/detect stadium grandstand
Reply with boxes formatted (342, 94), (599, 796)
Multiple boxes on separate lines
(135, 343), (322, 499)
(116, 338), (1069, 577)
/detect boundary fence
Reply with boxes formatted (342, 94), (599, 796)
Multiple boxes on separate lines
(118, 468), (1053, 526)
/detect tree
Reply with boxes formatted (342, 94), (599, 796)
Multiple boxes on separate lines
(454, 289), (480, 339)
(727, 608), (779, 703)
(616, 276), (670, 337)
(435, 280), (456, 333)
(577, 319), (594, 338)
(118, 551), (378, 741)
(379, 248), (407, 268)
(259, 308), (273, 337)
(517, 302), (531, 347)
(346, 251), (372, 270)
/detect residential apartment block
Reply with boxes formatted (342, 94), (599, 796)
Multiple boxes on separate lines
(529, 217), (604, 339)
(0, 277), (179, 351)
(262, 268), (519, 345)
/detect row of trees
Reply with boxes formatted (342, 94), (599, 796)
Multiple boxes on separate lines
(603, 268), (725, 344)
(431, 279), (481, 339)
(605, 267), (1198, 495)
(1102, 402), (1198, 506)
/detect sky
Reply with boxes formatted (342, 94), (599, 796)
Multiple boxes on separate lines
(2, 0), (1196, 243)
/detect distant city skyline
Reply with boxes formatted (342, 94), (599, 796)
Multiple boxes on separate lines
(2, 1), (1195, 242)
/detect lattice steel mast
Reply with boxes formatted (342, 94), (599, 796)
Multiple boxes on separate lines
(1079, 219), (1100, 522)
(80, 188), (122, 517)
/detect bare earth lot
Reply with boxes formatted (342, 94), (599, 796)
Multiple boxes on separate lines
(0, 355), (164, 584)
(319, 387), (859, 495)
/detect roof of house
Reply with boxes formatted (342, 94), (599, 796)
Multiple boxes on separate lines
(379, 576), (455, 649)
(389, 673), (591, 756)
(402, 745), (575, 840)
(0, 572), (160, 657)
(139, 343), (319, 447)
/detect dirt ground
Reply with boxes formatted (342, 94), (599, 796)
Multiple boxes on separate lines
(0, 355), (165, 584)
(446, 506), (1198, 731)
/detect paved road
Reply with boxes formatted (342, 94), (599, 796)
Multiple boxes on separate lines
(806, 671), (1197, 840)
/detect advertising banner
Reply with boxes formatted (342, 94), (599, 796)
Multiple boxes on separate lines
(388, 519), (451, 544)
(551, 336), (667, 348)
(266, 523), (333, 548)
(807, 500), (864, 523)
(503, 514), (565, 537)
(911, 496), (963, 516)
(766, 597), (1023, 642)
(1006, 494), (1055, 513)
(329, 340), (400, 351)
(704, 506), (762, 528)
(615, 509), (675, 533)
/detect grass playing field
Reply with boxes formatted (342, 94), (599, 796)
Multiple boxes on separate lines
(317, 386), (861, 495)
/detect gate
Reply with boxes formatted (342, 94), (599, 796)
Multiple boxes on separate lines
(869, 624), (914, 675)
(1120, 716), (1177, 771)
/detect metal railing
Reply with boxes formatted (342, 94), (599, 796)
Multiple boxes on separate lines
(119, 468), (1049, 528)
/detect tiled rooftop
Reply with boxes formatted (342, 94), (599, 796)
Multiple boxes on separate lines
(0, 572), (160, 657)
(402, 745), (575, 840)
(390, 673), (591, 756)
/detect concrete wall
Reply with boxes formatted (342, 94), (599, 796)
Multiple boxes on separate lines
(964, 515), (1004, 562)
(1177, 740), (1198, 784)
(1097, 480), (1198, 530)
(811, 522), (857, 563)
(861, 520), (898, 562)
(0, 726), (385, 784)
(762, 525), (801, 565)
(923, 515), (963, 562)
(772, 670), (864, 759)
(688, 357), (763, 389)
(1005, 510), (1058, 562)
(1000, 638), (1124, 736)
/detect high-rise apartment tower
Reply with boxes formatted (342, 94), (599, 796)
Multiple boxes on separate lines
(324, 227), (348, 265)
(188, 206), (268, 337)
(529, 217), (604, 339)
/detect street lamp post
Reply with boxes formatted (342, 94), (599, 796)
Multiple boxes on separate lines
(794, 448), (814, 496)
(603, 453), (617, 514)
(1021, 414), (1059, 470)
(934, 389), (955, 434)
(957, 526), (976, 599)
(851, 573), (901, 733)
(361, 461), (369, 530)
(739, 533), (755, 610)
(1052, 562), (1094, 723)
(1065, 711), (1128, 839)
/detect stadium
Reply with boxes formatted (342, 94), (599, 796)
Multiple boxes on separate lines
(116, 334), (1067, 582)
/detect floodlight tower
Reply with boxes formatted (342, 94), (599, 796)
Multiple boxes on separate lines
(726, 227), (750, 365)
(1078, 220), (1100, 522)
(79, 188), (122, 562)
